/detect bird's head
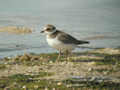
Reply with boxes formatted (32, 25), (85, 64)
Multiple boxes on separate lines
(41, 24), (56, 35)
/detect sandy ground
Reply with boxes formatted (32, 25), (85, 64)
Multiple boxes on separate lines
(0, 26), (32, 34)
(0, 48), (120, 82)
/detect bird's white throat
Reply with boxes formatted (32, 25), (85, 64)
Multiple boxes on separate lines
(47, 36), (61, 49)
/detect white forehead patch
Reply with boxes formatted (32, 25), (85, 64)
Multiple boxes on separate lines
(43, 27), (47, 30)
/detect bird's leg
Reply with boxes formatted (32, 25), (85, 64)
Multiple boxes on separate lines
(69, 51), (73, 57)
(65, 50), (69, 60)
(56, 49), (62, 62)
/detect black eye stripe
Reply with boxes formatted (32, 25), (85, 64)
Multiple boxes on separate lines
(46, 28), (51, 31)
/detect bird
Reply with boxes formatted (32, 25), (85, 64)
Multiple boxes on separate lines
(41, 24), (89, 60)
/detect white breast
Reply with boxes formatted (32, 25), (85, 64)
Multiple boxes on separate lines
(47, 36), (62, 49)
(46, 36), (76, 51)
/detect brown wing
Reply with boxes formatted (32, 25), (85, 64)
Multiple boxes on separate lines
(57, 31), (89, 45)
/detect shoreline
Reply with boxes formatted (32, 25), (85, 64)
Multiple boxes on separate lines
(0, 48), (120, 89)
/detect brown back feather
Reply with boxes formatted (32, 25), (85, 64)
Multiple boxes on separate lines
(49, 30), (89, 45)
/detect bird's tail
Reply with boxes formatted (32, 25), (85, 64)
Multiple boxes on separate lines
(78, 40), (89, 44)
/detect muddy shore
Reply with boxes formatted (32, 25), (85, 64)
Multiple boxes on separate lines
(0, 48), (120, 89)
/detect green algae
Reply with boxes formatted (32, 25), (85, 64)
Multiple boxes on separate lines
(0, 74), (69, 90)
(0, 64), (7, 70)
(0, 72), (55, 90)
(1, 74), (119, 90)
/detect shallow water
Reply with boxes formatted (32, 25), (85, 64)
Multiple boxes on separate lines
(0, 0), (120, 57)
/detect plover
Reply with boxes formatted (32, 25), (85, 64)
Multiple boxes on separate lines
(41, 24), (89, 59)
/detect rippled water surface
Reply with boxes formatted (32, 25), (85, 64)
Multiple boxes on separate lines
(0, 0), (120, 57)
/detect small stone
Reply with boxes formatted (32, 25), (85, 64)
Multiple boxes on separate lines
(57, 82), (62, 86)
(13, 82), (17, 86)
(34, 85), (39, 89)
(52, 88), (55, 90)
(66, 84), (72, 88)
(22, 85), (26, 89)
(42, 62), (45, 65)
(45, 87), (48, 90)
(49, 61), (53, 64)
(4, 62), (8, 65)
(87, 62), (96, 65)
(88, 68), (93, 72)
(90, 77), (96, 81)
(7, 57), (11, 59)
(103, 71), (109, 75)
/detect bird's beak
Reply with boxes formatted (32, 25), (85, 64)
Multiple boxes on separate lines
(40, 30), (44, 33)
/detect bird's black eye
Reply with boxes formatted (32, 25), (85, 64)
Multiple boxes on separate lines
(46, 28), (51, 31)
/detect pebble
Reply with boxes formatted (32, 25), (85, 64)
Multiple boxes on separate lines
(57, 82), (62, 86)
(88, 68), (93, 72)
(34, 85), (39, 89)
(7, 57), (11, 59)
(49, 61), (53, 64)
(52, 88), (56, 90)
(45, 87), (48, 90)
(22, 85), (26, 89)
